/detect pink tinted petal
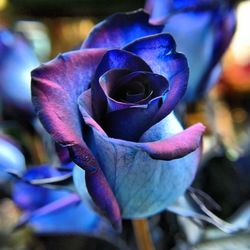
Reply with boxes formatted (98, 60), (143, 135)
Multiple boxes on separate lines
(82, 9), (163, 49)
(141, 123), (206, 160)
(32, 49), (121, 230)
(85, 168), (121, 232)
(32, 49), (107, 146)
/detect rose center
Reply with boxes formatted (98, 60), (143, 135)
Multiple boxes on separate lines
(113, 79), (152, 104)
(125, 81), (146, 103)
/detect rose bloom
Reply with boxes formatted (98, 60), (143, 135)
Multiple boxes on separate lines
(31, 10), (205, 230)
(145, 0), (236, 101)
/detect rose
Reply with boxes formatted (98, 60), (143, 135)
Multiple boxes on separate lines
(0, 29), (39, 114)
(31, 10), (205, 230)
(145, 0), (236, 101)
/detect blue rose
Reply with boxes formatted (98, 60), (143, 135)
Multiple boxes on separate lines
(12, 165), (116, 239)
(0, 29), (39, 114)
(31, 10), (205, 230)
(145, 0), (236, 101)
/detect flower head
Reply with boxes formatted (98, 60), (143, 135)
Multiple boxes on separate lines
(31, 10), (205, 229)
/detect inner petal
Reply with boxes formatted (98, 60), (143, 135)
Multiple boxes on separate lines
(118, 81), (147, 103)
(126, 82), (146, 103)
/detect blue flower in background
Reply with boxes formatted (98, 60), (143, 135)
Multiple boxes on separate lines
(11, 165), (117, 242)
(31, 9), (205, 230)
(0, 134), (25, 183)
(145, 0), (236, 101)
(0, 29), (39, 114)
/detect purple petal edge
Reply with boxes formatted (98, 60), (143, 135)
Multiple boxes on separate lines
(141, 123), (206, 160)
(31, 49), (121, 231)
(82, 9), (163, 49)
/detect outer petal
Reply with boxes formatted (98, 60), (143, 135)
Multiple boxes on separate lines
(81, 9), (163, 49)
(140, 123), (205, 160)
(78, 104), (204, 217)
(124, 33), (189, 122)
(91, 49), (152, 122)
(32, 49), (107, 148)
(31, 49), (121, 230)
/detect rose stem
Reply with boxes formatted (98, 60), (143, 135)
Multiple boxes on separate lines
(132, 219), (155, 250)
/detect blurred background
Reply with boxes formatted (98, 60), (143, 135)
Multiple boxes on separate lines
(1, 0), (250, 249)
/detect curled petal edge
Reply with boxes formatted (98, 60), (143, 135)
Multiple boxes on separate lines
(141, 123), (206, 160)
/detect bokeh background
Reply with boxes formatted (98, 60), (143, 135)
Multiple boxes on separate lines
(1, 0), (250, 249)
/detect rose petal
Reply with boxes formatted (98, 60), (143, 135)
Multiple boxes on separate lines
(32, 49), (107, 147)
(103, 102), (159, 142)
(91, 49), (152, 122)
(124, 33), (188, 122)
(82, 9), (163, 49)
(78, 89), (108, 136)
(115, 71), (169, 101)
(103, 97), (166, 141)
(140, 123), (206, 160)
(79, 89), (161, 142)
(80, 113), (203, 218)
(55, 142), (72, 165)
(99, 69), (133, 112)
(31, 49), (121, 230)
